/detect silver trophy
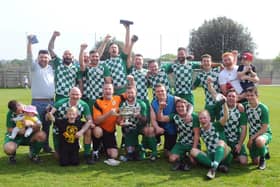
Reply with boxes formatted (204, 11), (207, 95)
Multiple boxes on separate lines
(119, 106), (140, 128)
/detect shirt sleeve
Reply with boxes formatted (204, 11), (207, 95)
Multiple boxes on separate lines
(213, 121), (223, 132)
(6, 111), (15, 128)
(81, 101), (91, 119)
(51, 56), (61, 69)
(239, 112), (247, 126)
(192, 74), (201, 88)
(139, 100), (148, 117)
(260, 104), (270, 125)
(192, 113), (200, 128)
(190, 61), (201, 69)
(161, 63), (173, 73)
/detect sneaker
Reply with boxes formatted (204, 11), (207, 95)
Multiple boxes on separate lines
(126, 153), (134, 161)
(206, 168), (216, 179)
(181, 163), (191, 171)
(119, 155), (128, 162)
(104, 158), (120, 166)
(218, 164), (229, 173)
(149, 155), (157, 161)
(43, 146), (54, 153)
(85, 155), (95, 165)
(8, 155), (16, 164)
(30, 155), (41, 164)
(258, 157), (266, 170)
(171, 162), (181, 171)
(92, 151), (99, 162)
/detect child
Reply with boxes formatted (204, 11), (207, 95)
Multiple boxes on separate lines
(10, 105), (41, 139)
(237, 52), (259, 91)
(55, 106), (86, 166)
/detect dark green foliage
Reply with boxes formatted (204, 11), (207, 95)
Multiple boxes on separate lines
(188, 17), (256, 62)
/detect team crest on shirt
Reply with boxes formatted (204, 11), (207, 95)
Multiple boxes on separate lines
(112, 100), (116, 106)
(63, 125), (78, 143)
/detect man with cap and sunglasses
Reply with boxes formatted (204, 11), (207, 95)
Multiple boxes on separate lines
(237, 52), (260, 91)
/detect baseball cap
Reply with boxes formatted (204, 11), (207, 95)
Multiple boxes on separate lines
(242, 52), (253, 62)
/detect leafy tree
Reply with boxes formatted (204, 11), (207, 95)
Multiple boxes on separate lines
(159, 53), (176, 62)
(188, 16), (256, 61)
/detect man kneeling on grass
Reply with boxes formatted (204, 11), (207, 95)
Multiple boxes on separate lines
(244, 86), (272, 170)
(157, 99), (199, 171)
(4, 100), (46, 164)
(190, 97), (233, 179)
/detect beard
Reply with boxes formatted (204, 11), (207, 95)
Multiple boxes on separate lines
(177, 57), (185, 62)
(63, 58), (73, 65)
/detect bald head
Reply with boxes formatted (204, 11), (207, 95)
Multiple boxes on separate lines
(69, 87), (82, 100)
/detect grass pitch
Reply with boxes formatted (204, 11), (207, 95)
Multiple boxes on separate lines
(0, 86), (279, 187)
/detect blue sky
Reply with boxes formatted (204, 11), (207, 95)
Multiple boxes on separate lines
(0, 0), (279, 60)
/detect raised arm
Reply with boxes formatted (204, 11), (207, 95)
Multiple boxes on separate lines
(122, 24), (130, 55)
(150, 105), (164, 134)
(219, 100), (229, 126)
(97, 34), (111, 58)
(126, 35), (138, 69)
(79, 43), (88, 72)
(156, 101), (170, 123)
(26, 35), (33, 63)
(232, 50), (238, 65)
(207, 77), (218, 100)
(48, 31), (60, 58)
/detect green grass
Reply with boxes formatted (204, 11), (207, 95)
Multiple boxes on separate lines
(0, 87), (279, 187)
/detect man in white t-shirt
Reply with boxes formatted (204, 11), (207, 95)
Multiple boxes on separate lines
(27, 35), (55, 153)
(219, 52), (243, 95)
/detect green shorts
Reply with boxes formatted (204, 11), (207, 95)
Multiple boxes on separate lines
(124, 129), (139, 147)
(205, 104), (220, 122)
(175, 93), (194, 105)
(171, 143), (192, 158)
(228, 142), (247, 156)
(84, 99), (96, 115)
(249, 133), (272, 158)
(4, 132), (31, 146)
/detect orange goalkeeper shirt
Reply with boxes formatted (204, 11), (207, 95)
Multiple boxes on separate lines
(93, 95), (126, 132)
